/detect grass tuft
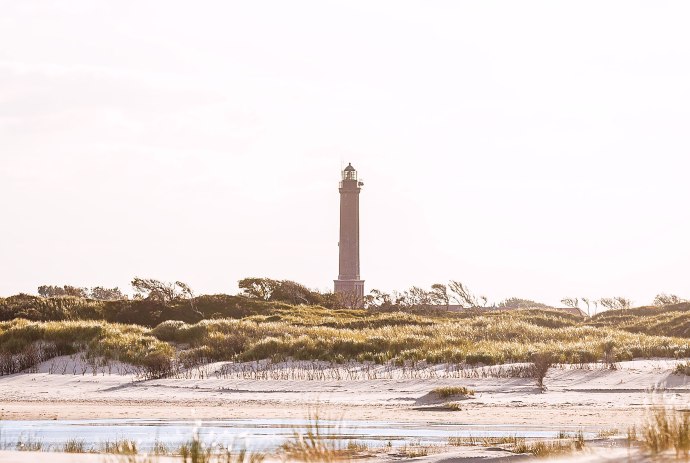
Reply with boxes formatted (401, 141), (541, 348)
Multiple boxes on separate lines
(63, 438), (86, 453)
(432, 386), (475, 398)
(102, 438), (138, 455)
(640, 405), (690, 458)
(279, 413), (342, 462)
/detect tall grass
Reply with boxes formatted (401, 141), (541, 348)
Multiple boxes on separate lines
(63, 438), (86, 453)
(279, 413), (342, 462)
(102, 438), (138, 454)
(640, 405), (690, 458)
(4, 305), (690, 373)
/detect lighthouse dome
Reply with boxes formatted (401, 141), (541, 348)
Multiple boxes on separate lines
(344, 163), (355, 172)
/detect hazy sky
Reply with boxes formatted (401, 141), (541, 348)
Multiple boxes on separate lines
(2, 1), (690, 306)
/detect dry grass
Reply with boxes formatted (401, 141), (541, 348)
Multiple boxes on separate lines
(397, 443), (430, 458)
(15, 435), (43, 451)
(102, 438), (138, 455)
(279, 413), (344, 462)
(448, 435), (522, 447)
(514, 439), (583, 457)
(596, 428), (619, 438)
(4, 305), (690, 374)
(639, 405), (690, 458)
(432, 386), (475, 398)
(177, 435), (264, 463)
(450, 430), (585, 458)
(675, 361), (690, 376)
(63, 438), (86, 453)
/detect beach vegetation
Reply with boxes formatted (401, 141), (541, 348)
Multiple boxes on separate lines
(532, 351), (554, 390)
(596, 428), (619, 438)
(448, 435), (522, 446)
(432, 386), (475, 398)
(675, 361), (690, 376)
(397, 443), (430, 458)
(4, 290), (690, 374)
(102, 438), (138, 454)
(639, 405), (690, 458)
(177, 434), (265, 463)
(513, 437), (584, 457)
(442, 402), (462, 411)
(15, 435), (44, 451)
(63, 438), (86, 453)
(279, 413), (342, 462)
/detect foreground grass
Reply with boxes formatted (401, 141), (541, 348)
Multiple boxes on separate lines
(634, 405), (690, 458)
(449, 430), (585, 457)
(3, 304), (690, 375)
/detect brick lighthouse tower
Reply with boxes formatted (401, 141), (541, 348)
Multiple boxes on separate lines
(334, 163), (364, 303)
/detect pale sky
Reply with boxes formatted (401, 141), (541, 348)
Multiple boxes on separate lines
(2, 1), (690, 307)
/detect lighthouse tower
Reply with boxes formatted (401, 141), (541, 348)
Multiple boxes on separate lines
(334, 163), (364, 303)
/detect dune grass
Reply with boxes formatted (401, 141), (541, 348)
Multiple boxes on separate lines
(102, 438), (138, 455)
(639, 405), (690, 458)
(62, 438), (86, 453)
(432, 386), (475, 398)
(3, 305), (690, 375)
(513, 438), (584, 457)
(449, 430), (585, 457)
(15, 435), (44, 451)
(279, 417), (342, 462)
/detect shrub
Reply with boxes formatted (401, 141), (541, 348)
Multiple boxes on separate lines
(531, 352), (553, 390)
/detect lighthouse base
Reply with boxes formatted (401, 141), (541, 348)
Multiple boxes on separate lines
(334, 279), (365, 307)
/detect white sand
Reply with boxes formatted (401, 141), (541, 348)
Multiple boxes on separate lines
(1, 357), (688, 425)
(1, 357), (687, 462)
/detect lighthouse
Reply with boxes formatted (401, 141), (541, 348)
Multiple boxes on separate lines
(334, 163), (364, 303)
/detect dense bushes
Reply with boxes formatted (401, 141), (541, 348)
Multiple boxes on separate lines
(0, 294), (286, 327)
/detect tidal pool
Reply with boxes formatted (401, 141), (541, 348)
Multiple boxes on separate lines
(0, 419), (597, 452)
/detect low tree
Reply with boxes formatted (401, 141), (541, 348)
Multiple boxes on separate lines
(498, 298), (552, 309)
(580, 298), (591, 316)
(365, 289), (393, 310)
(532, 351), (554, 391)
(89, 287), (125, 301)
(430, 283), (450, 309)
(238, 277), (323, 306)
(599, 297), (632, 311)
(131, 277), (201, 319)
(37, 285), (88, 298)
(270, 280), (321, 305)
(653, 293), (685, 307)
(238, 277), (278, 301)
(448, 280), (487, 308)
(560, 297), (579, 309)
(131, 278), (191, 303)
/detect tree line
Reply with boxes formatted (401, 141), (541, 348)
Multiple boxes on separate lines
(22, 277), (690, 317)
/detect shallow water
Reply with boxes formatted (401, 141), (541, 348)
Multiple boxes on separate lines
(0, 419), (596, 452)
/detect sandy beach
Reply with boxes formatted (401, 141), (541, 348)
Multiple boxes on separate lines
(1, 357), (687, 462)
(1, 358), (687, 426)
